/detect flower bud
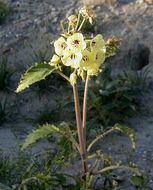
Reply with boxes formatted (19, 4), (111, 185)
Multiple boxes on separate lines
(105, 37), (121, 58)
(68, 15), (78, 26)
(70, 72), (77, 85)
(49, 54), (60, 66)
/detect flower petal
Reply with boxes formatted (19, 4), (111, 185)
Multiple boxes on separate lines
(54, 37), (67, 56)
(90, 34), (106, 53)
(93, 49), (105, 65)
(80, 49), (94, 71)
(62, 49), (82, 69)
(67, 33), (86, 53)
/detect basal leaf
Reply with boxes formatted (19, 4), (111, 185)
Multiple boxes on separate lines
(21, 124), (59, 150)
(16, 63), (55, 93)
(114, 123), (136, 150)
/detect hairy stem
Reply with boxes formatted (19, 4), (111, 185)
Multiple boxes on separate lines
(56, 70), (70, 82)
(82, 75), (90, 176)
(73, 85), (88, 177)
(92, 165), (141, 175)
(87, 127), (117, 153)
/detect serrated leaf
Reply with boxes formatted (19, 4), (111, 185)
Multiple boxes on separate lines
(114, 123), (136, 150)
(16, 63), (55, 93)
(21, 124), (59, 150)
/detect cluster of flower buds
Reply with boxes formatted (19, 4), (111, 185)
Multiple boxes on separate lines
(49, 6), (119, 85)
(105, 37), (121, 58)
(79, 6), (96, 24)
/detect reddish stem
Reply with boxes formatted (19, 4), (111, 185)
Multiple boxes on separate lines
(73, 85), (88, 177)
(82, 75), (90, 130)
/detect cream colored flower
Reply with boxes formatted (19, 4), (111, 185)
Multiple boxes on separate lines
(80, 49), (94, 71)
(80, 49), (105, 76)
(62, 49), (82, 69)
(67, 33), (86, 53)
(90, 34), (106, 53)
(80, 49), (98, 75)
(88, 50), (105, 75)
(54, 37), (67, 56)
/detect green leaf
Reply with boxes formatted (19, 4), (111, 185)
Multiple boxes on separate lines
(114, 123), (136, 150)
(16, 63), (55, 93)
(131, 176), (145, 187)
(21, 124), (59, 150)
(35, 173), (52, 184)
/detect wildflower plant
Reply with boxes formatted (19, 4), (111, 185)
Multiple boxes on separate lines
(16, 6), (141, 189)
